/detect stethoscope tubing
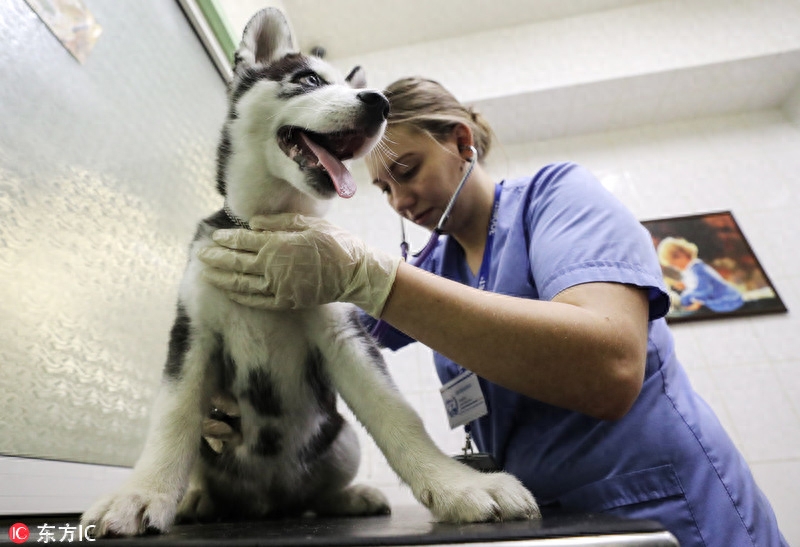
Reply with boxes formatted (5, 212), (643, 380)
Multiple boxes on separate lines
(401, 145), (478, 262)
(371, 146), (478, 339)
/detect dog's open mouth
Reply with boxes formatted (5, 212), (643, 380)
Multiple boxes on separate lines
(278, 127), (368, 198)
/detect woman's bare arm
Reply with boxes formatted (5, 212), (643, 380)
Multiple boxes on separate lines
(380, 262), (650, 421)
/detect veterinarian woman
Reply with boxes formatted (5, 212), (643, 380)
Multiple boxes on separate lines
(198, 77), (787, 546)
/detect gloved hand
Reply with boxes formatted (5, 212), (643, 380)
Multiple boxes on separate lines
(197, 213), (401, 317)
(203, 392), (242, 454)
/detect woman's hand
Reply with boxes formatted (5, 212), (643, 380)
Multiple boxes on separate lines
(202, 393), (242, 453)
(197, 213), (401, 317)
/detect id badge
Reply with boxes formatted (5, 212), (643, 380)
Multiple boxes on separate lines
(439, 370), (488, 429)
(440, 371), (500, 473)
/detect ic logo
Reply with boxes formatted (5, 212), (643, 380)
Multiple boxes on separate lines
(8, 523), (29, 544)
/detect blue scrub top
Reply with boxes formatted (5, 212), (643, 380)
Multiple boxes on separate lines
(372, 163), (786, 546)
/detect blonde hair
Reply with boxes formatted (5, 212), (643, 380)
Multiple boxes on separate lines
(381, 77), (494, 161)
(657, 237), (699, 266)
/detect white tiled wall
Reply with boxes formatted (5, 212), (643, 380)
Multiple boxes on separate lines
(334, 109), (800, 542)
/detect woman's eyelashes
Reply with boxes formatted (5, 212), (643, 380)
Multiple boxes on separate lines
(395, 163), (419, 181)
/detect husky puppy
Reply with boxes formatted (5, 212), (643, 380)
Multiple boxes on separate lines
(81, 8), (538, 537)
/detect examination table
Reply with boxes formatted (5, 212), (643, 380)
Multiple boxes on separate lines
(2, 504), (678, 546)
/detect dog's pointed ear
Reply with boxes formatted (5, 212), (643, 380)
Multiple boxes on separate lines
(345, 66), (367, 89)
(236, 8), (296, 69)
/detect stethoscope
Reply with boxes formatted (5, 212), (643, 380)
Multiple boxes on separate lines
(371, 145), (478, 338)
(398, 145), (478, 265)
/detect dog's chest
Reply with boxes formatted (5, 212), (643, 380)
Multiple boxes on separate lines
(184, 255), (342, 494)
(182, 241), (327, 405)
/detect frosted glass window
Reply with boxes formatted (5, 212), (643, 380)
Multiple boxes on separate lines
(0, 0), (226, 467)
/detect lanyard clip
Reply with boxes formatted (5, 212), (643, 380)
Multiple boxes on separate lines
(462, 431), (475, 458)
(454, 429), (500, 473)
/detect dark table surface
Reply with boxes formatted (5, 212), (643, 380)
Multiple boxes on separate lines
(1, 505), (678, 546)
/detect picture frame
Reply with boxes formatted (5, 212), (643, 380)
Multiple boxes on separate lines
(641, 211), (787, 323)
(24, 0), (103, 64)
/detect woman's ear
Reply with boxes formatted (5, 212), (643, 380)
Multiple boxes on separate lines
(451, 123), (475, 161)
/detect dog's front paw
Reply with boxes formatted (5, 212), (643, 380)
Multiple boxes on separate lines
(416, 466), (540, 523)
(81, 487), (178, 538)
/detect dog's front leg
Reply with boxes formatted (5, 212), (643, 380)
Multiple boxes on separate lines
(81, 320), (216, 537)
(311, 307), (539, 523)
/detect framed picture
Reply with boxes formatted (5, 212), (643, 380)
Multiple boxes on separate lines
(24, 0), (102, 64)
(642, 211), (787, 323)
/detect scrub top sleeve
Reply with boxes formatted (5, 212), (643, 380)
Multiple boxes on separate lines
(527, 164), (669, 320)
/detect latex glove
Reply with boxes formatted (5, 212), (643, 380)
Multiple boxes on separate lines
(197, 213), (401, 317)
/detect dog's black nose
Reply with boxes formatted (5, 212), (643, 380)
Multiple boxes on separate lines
(358, 91), (390, 121)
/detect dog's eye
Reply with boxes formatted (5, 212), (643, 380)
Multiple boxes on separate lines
(295, 72), (322, 88)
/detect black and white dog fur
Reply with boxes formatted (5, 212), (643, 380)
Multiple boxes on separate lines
(82, 8), (538, 537)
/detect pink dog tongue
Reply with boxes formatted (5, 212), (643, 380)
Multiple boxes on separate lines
(300, 133), (356, 198)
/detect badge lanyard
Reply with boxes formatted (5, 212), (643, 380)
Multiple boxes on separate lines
(442, 183), (503, 472)
(476, 183), (503, 291)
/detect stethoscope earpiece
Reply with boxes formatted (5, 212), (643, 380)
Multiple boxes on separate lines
(458, 144), (477, 161)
